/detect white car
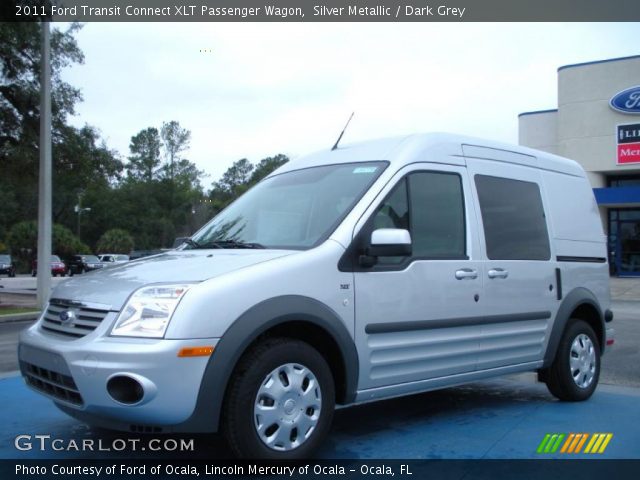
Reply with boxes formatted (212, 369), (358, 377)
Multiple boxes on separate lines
(19, 133), (613, 459)
(98, 254), (130, 265)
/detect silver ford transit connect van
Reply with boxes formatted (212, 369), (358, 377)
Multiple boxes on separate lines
(19, 133), (613, 458)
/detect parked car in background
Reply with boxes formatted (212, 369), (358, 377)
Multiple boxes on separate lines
(98, 254), (130, 265)
(32, 255), (68, 277)
(67, 255), (104, 275)
(0, 254), (16, 277)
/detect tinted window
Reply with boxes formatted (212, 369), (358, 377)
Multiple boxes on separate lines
(369, 170), (466, 265)
(371, 179), (409, 265)
(475, 175), (550, 260)
(51, 255), (61, 262)
(409, 172), (465, 258)
(372, 180), (409, 231)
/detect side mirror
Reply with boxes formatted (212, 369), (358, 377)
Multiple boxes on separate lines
(367, 228), (412, 257)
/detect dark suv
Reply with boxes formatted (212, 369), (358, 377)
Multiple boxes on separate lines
(0, 254), (16, 277)
(67, 255), (104, 275)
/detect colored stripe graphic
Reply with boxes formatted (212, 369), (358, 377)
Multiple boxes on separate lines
(539, 433), (613, 454)
(585, 433), (614, 454)
(560, 433), (575, 453)
(537, 434), (551, 453)
(537, 433), (565, 453)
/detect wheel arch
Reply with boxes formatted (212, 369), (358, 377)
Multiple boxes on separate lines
(543, 287), (605, 368)
(175, 295), (358, 433)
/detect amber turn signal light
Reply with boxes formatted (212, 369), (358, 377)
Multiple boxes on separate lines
(177, 346), (214, 357)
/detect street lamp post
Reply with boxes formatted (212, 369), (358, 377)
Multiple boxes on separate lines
(75, 193), (91, 241)
(36, 21), (52, 309)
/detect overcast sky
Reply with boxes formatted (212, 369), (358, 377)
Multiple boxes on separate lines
(61, 22), (639, 185)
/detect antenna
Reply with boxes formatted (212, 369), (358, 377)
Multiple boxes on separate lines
(331, 112), (354, 151)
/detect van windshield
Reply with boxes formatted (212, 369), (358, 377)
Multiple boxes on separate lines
(189, 162), (385, 250)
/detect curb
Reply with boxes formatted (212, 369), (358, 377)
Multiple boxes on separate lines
(0, 311), (40, 324)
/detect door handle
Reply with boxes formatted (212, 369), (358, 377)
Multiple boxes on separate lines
(488, 268), (509, 279)
(455, 268), (478, 280)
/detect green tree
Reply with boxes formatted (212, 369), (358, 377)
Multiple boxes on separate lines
(0, 22), (122, 247)
(208, 155), (289, 213)
(7, 221), (89, 272)
(97, 229), (135, 253)
(160, 120), (191, 181)
(212, 158), (254, 196)
(0, 22), (86, 235)
(249, 154), (289, 185)
(127, 127), (161, 181)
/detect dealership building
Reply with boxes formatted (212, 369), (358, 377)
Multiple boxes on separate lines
(519, 54), (640, 276)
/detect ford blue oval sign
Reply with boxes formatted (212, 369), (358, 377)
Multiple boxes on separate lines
(610, 86), (640, 114)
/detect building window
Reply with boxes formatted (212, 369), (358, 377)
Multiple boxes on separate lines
(608, 207), (640, 276)
(607, 175), (640, 188)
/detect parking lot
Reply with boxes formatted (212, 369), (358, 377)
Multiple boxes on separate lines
(0, 276), (639, 459)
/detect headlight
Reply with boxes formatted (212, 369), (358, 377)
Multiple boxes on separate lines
(110, 284), (194, 338)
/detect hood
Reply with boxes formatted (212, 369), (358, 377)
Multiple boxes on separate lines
(50, 249), (296, 310)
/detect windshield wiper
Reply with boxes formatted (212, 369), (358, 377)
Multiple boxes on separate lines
(184, 238), (265, 249)
(182, 238), (203, 249)
(208, 240), (265, 249)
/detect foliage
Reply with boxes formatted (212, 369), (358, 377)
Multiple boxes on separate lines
(127, 127), (161, 182)
(249, 154), (289, 185)
(6, 221), (89, 272)
(0, 23), (291, 253)
(209, 155), (289, 212)
(160, 120), (191, 181)
(96, 229), (134, 253)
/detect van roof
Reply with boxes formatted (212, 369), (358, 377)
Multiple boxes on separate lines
(276, 132), (584, 177)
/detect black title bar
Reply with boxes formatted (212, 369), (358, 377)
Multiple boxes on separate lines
(4, 0), (640, 22)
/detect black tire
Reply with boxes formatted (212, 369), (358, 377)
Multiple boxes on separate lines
(545, 319), (600, 401)
(222, 337), (335, 459)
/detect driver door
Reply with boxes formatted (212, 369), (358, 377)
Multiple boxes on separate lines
(352, 164), (484, 391)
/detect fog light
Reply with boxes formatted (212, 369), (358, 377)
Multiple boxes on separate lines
(107, 375), (144, 404)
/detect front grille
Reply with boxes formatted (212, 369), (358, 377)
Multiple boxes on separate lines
(22, 361), (83, 406)
(41, 300), (110, 338)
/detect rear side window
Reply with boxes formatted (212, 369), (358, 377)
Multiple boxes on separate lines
(475, 174), (550, 260)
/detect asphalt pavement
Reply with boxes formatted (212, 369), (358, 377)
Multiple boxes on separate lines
(1, 374), (639, 459)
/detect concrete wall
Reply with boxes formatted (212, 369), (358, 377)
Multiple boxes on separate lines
(556, 57), (640, 174)
(518, 110), (558, 154)
(519, 56), (640, 177)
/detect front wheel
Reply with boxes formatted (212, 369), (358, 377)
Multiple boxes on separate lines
(544, 319), (600, 401)
(222, 337), (335, 459)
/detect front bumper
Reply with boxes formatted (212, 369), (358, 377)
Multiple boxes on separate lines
(19, 322), (217, 430)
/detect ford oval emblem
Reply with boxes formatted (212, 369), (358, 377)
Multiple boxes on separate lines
(610, 86), (640, 114)
(59, 310), (76, 325)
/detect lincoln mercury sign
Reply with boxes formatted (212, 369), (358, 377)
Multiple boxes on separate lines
(617, 123), (640, 165)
